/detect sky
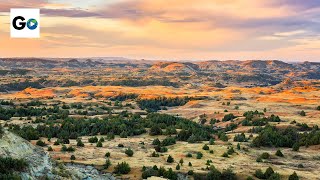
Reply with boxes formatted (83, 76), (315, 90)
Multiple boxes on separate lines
(0, 0), (319, 61)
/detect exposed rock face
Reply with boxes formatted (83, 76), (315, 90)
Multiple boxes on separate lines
(0, 130), (115, 180)
(65, 164), (116, 180)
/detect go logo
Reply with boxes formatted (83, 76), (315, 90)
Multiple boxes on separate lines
(10, 9), (40, 38)
(12, 16), (38, 30)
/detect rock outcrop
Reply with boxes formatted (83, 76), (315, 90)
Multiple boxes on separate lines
(0, 130), (115, 180)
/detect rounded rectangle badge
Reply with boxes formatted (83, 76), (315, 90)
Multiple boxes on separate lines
(10, 8), (40, 38)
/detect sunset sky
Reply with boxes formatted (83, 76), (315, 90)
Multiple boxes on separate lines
(0, 0), (319, 61)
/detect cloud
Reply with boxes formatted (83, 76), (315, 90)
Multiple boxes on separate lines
(41, 8), (100, 17)
(274, 30), (306, 37)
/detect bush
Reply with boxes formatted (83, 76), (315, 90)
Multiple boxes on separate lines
(288, 171), (299, 180)
(186, 153), (192, 158)
(0, 157), (28, 174)
(264, 167), (274, 179)
(61, 145), (75, 152)
(209, 150), (214, 154)
(76, 139), (84, 147)
(275, 149), (284, 157)
(260, 152), (270, 159)
(151, 151), (159, 157)
(196, 152), (203, 159)
(149, 125), (162, 136)
(142, 168), (159, 179)
(179, 158), (184, 165)
(297, 164), (304, 168)
(219, 133), (229, 142)
(118, 144), (124, 147)
(105, 152), (111, 157)
(317, 106), (320, 111)
(256, 157), (262, 162)
(222, 152), (229, 158)
(161, 137), (176, 146)
(36, 140), (46, 147)
(234, 133), (247, 142)
(227, 147), (235, 155)
(96, 141), (103, 147)
(188, 170), (194, 175)
(167, 155), (174, 163)
(104, 159), (111, 169)
(292, 143), (300, 151)
(175, 164), (180, 170)
(54, 140), (60, 145)
(188, 162), (192, 166)
(222, 113), (236, 122)
(48, 146), (53, 151)
(88, 136), (98, 143)
(120, 131), (128, 138)
(152, 138), (161, 146)
(255, 169), (265, 179)
(299, 111), (306, 116)
(209, 138), (215, 145)
(221, 168), (237, 180)
(268, 173), (280, 180)
(203, 144), (209, 150)
(125, 148), (134, 157)
(70, 155), (76, 160)
(114, 162), (131, 174)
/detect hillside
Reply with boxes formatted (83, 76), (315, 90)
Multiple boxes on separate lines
(0, 129), (115, 180)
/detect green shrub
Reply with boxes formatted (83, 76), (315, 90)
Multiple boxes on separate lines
(256, 157), (262, 162)
(260, 152), (270, 159)
(125, 148), (134, 157)
(275, 149), (284, 157)
(299, 111), (306, 116)
(196, 152), (203, 159)
(167, 155), (174, 163)
(104, 159), (111, 169)
(254, 169), (265, 179)
(186, 153), (192, 158)
(202, 144), (209, 150)
(96, 141), (103, 147)
(288, 171), (299, 180)
(152, 138), (161, 146)
(209, 138), (215, 145)
(227, 147), (235, 155)
(222, 152), (229, 158)
(264, 167), (274, 179)
(105, 152), (111, 157)
(76, 139), (84, 147)
(70, 155), (76, 160)
(151, 151), (159, 157)
(36, 140), (46, 147)
(48, 146), (53, 151)
(292, 143), (300, 151)
(88, 136), (98, 143)
(114, 162), (131, 174)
